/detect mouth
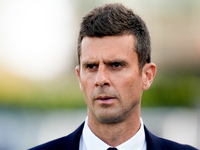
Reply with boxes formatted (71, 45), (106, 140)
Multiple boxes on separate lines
(95, 95), (116, 104)
(95, 95), (115, 100)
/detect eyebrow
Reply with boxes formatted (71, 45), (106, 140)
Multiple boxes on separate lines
(82, 59), (129, 66)
(104, 59), (129, 66)
(82, 60), (98, 67)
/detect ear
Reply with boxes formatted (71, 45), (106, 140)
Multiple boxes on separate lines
(75, 66), (83, 92)
(142, 63), (156, 91)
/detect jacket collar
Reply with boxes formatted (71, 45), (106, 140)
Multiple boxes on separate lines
(70, 123), (167, 150)
(66, 122), (84, 150)
(144, 125), (167, 150)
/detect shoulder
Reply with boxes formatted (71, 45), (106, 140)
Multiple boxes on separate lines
(144, 126), (198, 150)
(160, 138), (198, 150)
(29, 123), (84, 150)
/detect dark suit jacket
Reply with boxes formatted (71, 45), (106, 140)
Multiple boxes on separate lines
(29, 123), (198, 150)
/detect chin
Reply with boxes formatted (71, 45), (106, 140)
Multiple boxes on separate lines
(96, 113), (124, 124)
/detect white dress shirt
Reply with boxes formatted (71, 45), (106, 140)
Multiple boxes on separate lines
(79, 117), (147, 150)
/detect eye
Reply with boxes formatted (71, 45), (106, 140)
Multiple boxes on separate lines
(86, 64), (98, 70)
(110, 62), (122, 68)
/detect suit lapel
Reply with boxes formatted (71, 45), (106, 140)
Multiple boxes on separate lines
(144, 126), (167, 150)
(65, 122), (84, 150)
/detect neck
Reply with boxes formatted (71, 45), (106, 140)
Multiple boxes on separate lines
(87, 111), (141, 147)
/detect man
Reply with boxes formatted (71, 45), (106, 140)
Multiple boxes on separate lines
(30, 3), (197, 150)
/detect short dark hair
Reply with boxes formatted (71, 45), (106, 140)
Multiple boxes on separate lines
(77, 3), (151, 70)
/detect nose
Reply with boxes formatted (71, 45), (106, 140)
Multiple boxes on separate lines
(95, 66), (110, 87)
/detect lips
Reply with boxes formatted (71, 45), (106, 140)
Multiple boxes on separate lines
(95, 95), (115, 100)
(94, 95), (116, 105)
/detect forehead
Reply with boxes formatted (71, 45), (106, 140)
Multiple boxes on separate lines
(80, 35), (137, 63)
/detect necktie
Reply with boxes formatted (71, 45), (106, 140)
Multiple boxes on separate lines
(107, 147), (118, 150)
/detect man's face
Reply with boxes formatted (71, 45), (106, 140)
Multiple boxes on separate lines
(76, 35), (148, 124)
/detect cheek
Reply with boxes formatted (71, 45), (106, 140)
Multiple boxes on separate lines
(80, 76), (94, 97)
(81, 80), (91, 105)
(81, 80), (89, 93)
(119, 76), (143, 98)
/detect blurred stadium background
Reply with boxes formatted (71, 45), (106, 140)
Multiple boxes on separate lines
(0, 0), (199, 149)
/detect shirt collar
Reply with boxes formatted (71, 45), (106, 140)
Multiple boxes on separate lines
(82, 117), (146, 150)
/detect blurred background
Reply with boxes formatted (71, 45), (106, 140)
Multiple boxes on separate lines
(0, 0), (199, 149)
